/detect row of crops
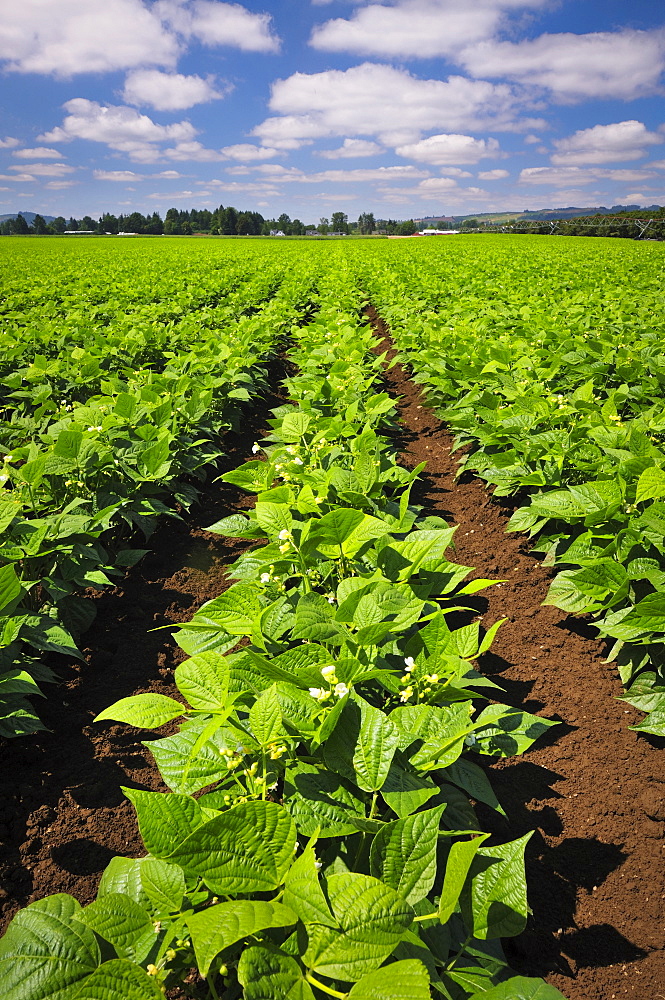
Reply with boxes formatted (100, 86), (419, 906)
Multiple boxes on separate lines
(0, 239), (319, 736)
(357, 237), (665, 735)
(1, 234), (663, 999)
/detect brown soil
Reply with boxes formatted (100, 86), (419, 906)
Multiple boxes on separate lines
(0, 358), (290, 934)
(369, 307), (665, 1000)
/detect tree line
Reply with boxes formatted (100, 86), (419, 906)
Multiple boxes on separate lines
(0, 207), (418, 237)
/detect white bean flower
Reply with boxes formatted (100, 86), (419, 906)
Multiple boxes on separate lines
(309, 687), (330, 702)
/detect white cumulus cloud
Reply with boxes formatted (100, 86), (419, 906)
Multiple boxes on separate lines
(551, 120), (663, 166)
(0, 0), (179, 76)
(0, 173), (36, 182)
(461, 29), (665, 102)
(39, 99), (197, 161)
(155, 0), (280, 53)
(122, 69), (226, 111)
(253, 63), (537, 150)
(220, 144), (281, 161)
(310, 0), (549, 60)
(12, 147), (63, 159)
(8, 162), (75, 176)
(478, 168), (510, 179)
(162, 141), (224, 161)
(0, 137), (21, 149)
(93, 170), (143, 181)
(319, 139), (384, 159)
(395, 133), (500, 165)
(0, 0), (279, 77)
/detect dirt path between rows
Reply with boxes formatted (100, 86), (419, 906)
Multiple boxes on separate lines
(0, 358), (291, 936)
(369, 307), (665, 1000)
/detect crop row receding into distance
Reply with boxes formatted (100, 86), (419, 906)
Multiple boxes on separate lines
(0, 234), (663, 1000)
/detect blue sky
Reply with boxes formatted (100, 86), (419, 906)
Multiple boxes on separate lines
(0, 0), (664, 222)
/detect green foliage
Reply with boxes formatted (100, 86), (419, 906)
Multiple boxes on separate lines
(364, 234), (665, 731)
(0, 239), (315, 733)
(1, 262), (560, 999)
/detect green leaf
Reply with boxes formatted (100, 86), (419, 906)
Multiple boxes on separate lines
(629, 705), (665, 736)
(75, 894), (156, 962)
(0, 894), (100, 1000)
(171, 800), (297, 894)
(95, 693), (183, 728)
(221, 461), (274, 493)
(139, 436), (171, 478)
(69, 959), (164, 1000)
(0, 497), (22, 533)
(283, 762), (367, 837)
(444, 759), (505, 816)
(193, 584), (262, 636)
(308, 507), (365, 546)
(122, 788), (202, 858)
(438, 835), (489, 924)
(238, 945), (315, 1000)
(303, 873), (414, 982)
(283, 846), (336, 927)
(292, 593), (343, 643)
(205, 514), (258, 537)
(307, 508), (388, 558)
(468, 976), (567, 999)
(255, 502), (294, 538)
(473, 706), (558, 758)
(174, 651), (229, 712)
(146, 721), (233, 795)
(380, 758), (439, 819)
(378, 529), (456, 582)
(0, 564), (23, 616)
(97, 858), (149, 907)
(186, 900), (297, 976)
(347, 959), (430, 999)
(250, 684), (284, 745)
(114, 548), (150, 568)
(280, 411), (311, 440)
(323, 695), (399, 791)
(369, 806), (444, 904)
(140, 858), (185, 914)
(461, 833), (532, 939)
(636, 466), (665, 505)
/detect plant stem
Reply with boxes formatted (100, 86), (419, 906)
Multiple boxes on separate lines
(305, 973), (347, 998)
(445, 932), (474, 972)
(206, 972), (222, 1000)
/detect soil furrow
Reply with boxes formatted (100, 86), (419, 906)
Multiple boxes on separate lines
(369, 306), (665, 1000)
(0, 357), (291, 933)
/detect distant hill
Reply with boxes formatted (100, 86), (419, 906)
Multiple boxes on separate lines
(0, 212), (57, 225)
(417, 204), (663, 226)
